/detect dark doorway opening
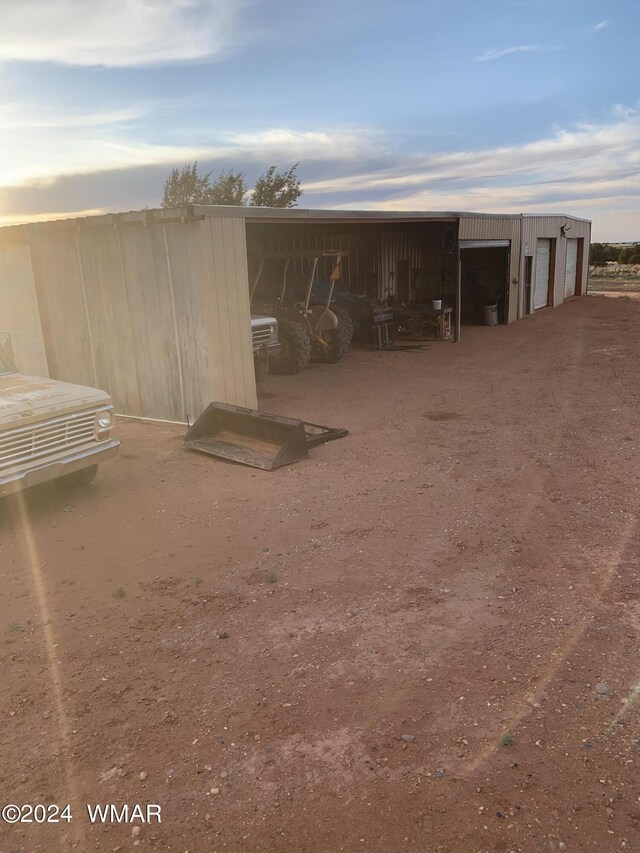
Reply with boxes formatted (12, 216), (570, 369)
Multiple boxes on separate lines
(524, 255), (533, 314)
(460, 246), (509, 324)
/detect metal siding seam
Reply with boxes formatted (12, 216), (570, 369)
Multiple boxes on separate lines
(212, 217), (236, 404)
(162, 225), (187, 420)
(220, 217), (238, 404)
(115, 226), (143, 416)
(74, 230), (99, 388)
(233, 217), (252, 407)
(227, 217), (250, 406)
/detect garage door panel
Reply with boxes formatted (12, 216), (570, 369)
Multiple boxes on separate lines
(534, 239), (550, 310)
(564, 238), (578, 298)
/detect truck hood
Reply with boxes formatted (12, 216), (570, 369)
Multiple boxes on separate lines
(0, 372), (111, 429)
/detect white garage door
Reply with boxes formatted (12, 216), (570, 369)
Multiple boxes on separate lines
(534, 239), (551, 310)
(564, 238), (578, 298)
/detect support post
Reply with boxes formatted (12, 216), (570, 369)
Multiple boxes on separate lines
(455, 243), (461, 343)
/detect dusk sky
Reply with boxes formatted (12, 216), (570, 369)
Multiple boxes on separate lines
(0, 0), (638, 240)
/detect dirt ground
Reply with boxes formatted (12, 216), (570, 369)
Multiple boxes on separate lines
(588, 291), (640, 301)
(2, 295), (639, 853)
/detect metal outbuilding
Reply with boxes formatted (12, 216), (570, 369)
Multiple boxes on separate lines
(0, 206), (591, 422)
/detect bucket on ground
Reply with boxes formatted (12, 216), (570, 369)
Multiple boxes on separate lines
(482, 304), (498, 326)
(184, 402), (348, 470)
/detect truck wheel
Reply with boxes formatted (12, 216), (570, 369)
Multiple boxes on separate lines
(269, 320), (312, 375)
(318, 315), (351, 363)
(59, 464), (99, 489)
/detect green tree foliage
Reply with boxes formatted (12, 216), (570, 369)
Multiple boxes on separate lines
(589, 243), (613, 264)
(589, 242), (640, 264)
(161, 162), (214, 206)
(162, 163), (248, 207)
(249, 163), (302, 208)
(162, 161), (303, 208)
(207, 169), (248, 205)
(617, 244), (640, 264)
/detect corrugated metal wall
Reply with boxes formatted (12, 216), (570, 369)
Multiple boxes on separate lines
(247, 223), (455, 301)
(0, 208), (592, 414)
(252, 230), (356, 290)
(459, 216), (521, 322)
(197, 215), (256, 412)
(377, 231), (422, 299)
(0, 240), (49, 376)
(521, 216), (591, 312)
(0, 210), (256, 421)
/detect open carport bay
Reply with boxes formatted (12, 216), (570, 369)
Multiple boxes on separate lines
(1, 296), (639, 852)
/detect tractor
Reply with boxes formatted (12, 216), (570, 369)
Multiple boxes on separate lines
(250, 252), (354, 375)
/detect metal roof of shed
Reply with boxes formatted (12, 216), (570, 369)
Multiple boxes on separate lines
(0, 205), (591, 236)
(194, 206), (591, 225)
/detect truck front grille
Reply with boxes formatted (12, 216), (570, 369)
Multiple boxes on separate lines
(0, 410), (97, 472)
(252, 326), (273, 350)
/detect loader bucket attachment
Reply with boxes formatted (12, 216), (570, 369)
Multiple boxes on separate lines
(184, 403), (348, 471)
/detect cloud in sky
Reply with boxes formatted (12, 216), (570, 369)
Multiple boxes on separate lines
(299, 108), (640, 238)
(224, 128), (389, 163)
(0, 208), (108, 228)
(2, 107), (640, 239)
(476, 44), (549, 62)
(0, 101), (215, 187)
(0, 102), (382, 191)
(0, 0), (244, 66)
(592, 20), (609, 32)
(0, 103), (147, 130)
(302, 109), (640, 199)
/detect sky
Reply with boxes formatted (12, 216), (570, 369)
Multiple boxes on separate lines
(0, 0), (638, 240)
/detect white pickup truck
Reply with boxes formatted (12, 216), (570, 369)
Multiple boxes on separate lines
(0, 345), (119, 496)
(251, 314), (280, 384)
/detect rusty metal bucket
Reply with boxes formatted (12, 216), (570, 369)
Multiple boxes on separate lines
(184, 402), (348, 470)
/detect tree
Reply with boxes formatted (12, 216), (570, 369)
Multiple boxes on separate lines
(207, 169), (247, 205)
(161, 162), (213, 207)
(249, 163), (302, 208)
(617, 245), (640, 264)
(589, 243), (609, 264)
(161, 161), (303, 208)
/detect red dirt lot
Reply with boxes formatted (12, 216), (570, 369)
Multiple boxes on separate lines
(1, 295), (639, 853)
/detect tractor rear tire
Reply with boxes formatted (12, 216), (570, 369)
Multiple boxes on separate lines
(269, 319), (312, 375)
(318, 315), (351, 363)
(331, 305), (355, 345)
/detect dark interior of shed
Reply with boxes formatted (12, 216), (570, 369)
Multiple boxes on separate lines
(460, 246), (509, 324)
(245, 219), (460, 344)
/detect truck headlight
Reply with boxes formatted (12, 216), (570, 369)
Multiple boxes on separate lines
(95, 409), (113, 437)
